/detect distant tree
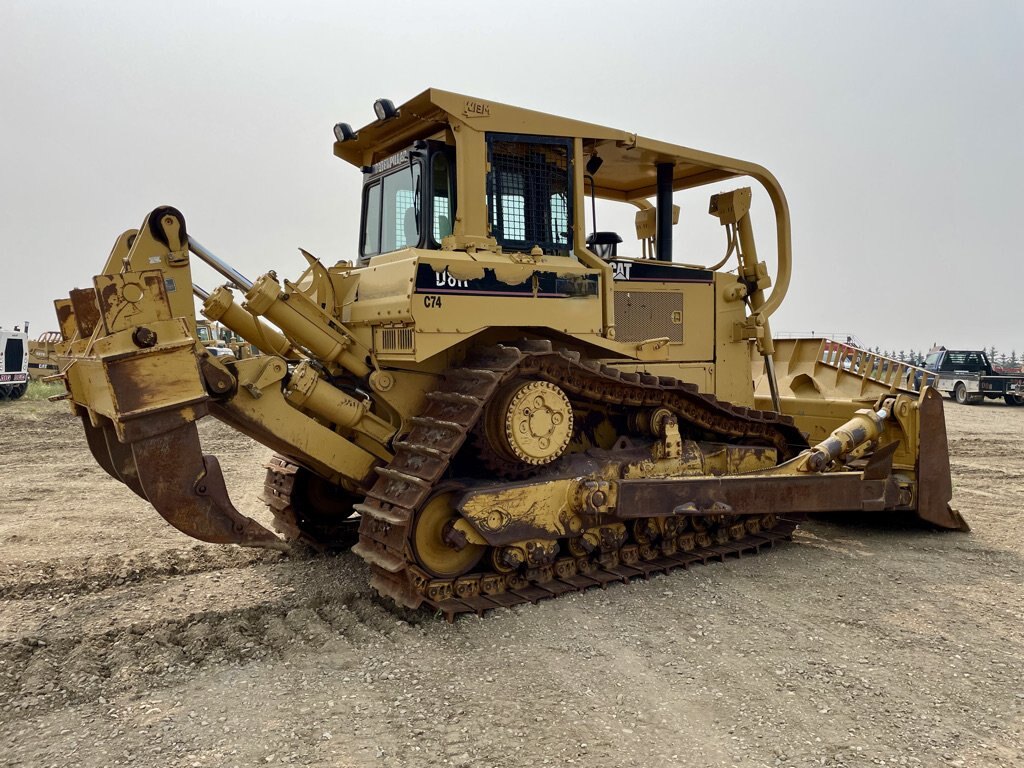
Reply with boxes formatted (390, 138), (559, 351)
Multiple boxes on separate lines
(898, 350), (906, 361)
(1011, 350), (1018, 366)
(989, 345), (998, 363)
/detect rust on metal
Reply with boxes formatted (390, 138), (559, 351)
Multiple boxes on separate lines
(616, 472), (900, 518)
(132, 422), (287, 548)
(198, 355), (237, 398)
(54, 299), (76, 341)
(116, 421), (288, 549)
(101, 421), (148, 499)
(117, 404), (210, 443)
(94, 270), (173, 335)
(915, 387), (969, 531)
(105, 342), (208, 423)
(68, 288), (101, 338)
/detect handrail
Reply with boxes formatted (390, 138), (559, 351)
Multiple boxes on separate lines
(819, 341), (937, 390)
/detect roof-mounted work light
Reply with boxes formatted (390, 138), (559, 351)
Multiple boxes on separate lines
(373, 98), (399, 121)
(333, 123), (357, 142)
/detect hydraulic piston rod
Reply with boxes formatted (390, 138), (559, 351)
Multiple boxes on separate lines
(188, 236), (254, 292)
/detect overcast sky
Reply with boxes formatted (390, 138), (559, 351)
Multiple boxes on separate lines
(2, 1), (1022, 358)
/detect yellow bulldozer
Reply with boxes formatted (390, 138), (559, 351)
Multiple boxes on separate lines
(51, 89), (965, 619)
(196, 318), (260, 361)
(27, 330), (63, 381)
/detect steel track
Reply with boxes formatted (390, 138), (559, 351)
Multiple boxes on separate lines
(258, 340), (800, 619)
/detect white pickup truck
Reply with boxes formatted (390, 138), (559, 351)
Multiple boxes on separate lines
(917, 348), (1024, 405)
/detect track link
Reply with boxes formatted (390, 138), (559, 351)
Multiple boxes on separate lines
(263, 456), (361, 552)
(350, 341), (808, 620)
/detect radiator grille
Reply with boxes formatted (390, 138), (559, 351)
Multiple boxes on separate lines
(376, 327), (415, 354)
(4, 338), (24, 372)
(613, 292), (683, 343)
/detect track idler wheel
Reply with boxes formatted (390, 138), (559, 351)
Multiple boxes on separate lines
(411, 493), (486, 579)
(483, 379), (574, 467)
(268, 461), (361, 552)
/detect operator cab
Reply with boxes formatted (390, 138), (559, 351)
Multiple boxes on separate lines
(359, 141), (455, 262)
(338, 88), (792, 311)
(358, 133), (574, 263)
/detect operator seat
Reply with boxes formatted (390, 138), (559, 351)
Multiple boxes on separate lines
(437, 214), (452, 240)
(404, 207), (420, 248)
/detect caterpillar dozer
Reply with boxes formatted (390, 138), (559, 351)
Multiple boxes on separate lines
(28, 330), (63, 381)
(51, 89), (966, 619)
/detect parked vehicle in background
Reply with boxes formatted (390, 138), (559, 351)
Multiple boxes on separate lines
(0, 324), (29, 400)
(196, 319), (260, 360)
(917, 347), (1024, 405)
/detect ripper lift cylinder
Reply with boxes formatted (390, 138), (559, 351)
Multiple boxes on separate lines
(284, 361), (393, 446)
(199, 285), (297, 359)
(286, 362), (366, 428)
(243, 273), (370, 378)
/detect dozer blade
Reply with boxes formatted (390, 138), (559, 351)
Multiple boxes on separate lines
(915, 387), (969, 531)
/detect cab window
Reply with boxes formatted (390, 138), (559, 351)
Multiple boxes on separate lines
(361, 159), (422, 258)
(432, 153), (453, 244)
(363, 183), (382, 255)
(486, 134), (572, 255)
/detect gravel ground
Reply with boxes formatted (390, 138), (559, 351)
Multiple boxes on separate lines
(0, 397), (1021, 767)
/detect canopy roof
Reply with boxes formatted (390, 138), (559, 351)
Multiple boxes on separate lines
(333, 88), (778, 202)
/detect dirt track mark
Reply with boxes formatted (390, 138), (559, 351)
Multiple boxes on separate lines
(0, 546), (284, 600)
(0, 555), (407, 721)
